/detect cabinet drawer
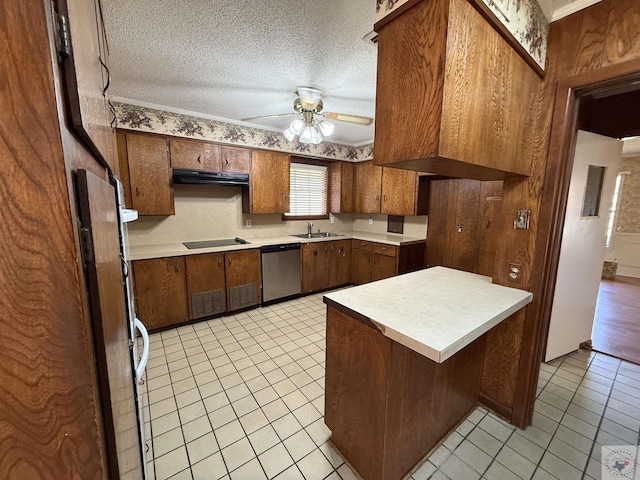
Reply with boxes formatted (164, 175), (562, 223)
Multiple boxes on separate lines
(352, 239), (372, 251)
(372, 243), (397, 257)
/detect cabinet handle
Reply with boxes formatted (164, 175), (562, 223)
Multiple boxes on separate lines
(338, 247), (344, 254)
(313, 248), (318, 256)
(197, 155), (201, 163)
(225, 157), (230, 165)
(228, 258), (232, 266)
(135, 186), (140, 197)
(218, 258), (223, 267)
(174, 265), (179, 273)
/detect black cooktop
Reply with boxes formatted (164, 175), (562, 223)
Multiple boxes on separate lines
(183, 238), (249, 249)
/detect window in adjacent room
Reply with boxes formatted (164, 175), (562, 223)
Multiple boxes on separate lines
(605, 172), (627, 248)
(284, 161), (328, 219)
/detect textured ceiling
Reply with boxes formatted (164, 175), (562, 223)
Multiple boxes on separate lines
(102, 0), (378, 146)
(103, 0), (608, 147)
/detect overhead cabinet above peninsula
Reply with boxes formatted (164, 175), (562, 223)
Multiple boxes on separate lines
(373, 0), (540, 181)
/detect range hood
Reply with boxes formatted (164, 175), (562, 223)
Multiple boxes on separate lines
(172, 169), (249, 186)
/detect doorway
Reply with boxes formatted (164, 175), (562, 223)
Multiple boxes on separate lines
(543, 76), (640, 364)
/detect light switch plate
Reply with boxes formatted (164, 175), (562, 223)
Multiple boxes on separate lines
(514, 210), (530, 229)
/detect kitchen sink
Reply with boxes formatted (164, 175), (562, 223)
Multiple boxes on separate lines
(290, 232), (345, 239)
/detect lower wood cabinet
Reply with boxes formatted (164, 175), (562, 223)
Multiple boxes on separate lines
(225, 249), (262, 311)
(133, 248), (262, 331)
(186, 253), (226, 319)
(351, 239), (426, 285)
(302, 240), (352, 294)
(132, 257), (188, 331)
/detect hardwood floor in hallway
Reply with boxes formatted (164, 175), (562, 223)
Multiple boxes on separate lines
(592, 275), (640, 365)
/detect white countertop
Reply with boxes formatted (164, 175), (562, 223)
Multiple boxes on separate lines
(128, 231), (425, 261)
(323, 267), (533, 363)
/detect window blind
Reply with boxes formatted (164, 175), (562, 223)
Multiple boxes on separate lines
(285, 163), (328, 217)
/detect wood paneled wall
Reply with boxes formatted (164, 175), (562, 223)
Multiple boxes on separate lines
(427, 179), (503, 276)
(0, 1), (108, 478)
(485, 0), (640, 426)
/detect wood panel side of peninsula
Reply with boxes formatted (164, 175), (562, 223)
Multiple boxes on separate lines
(324, 305), (486, 480)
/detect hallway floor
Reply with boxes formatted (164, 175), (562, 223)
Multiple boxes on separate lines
(592, 276), (640, 365)
(140, 291), (640, 480)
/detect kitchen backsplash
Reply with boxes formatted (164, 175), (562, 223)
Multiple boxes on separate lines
(126, 185), (428, 246)
(114, 102), (374, 162)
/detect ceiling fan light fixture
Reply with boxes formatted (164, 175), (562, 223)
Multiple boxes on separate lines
(290, 119), (305, 134)
(283, 127), (296, 141)
(317, 120), (334, 136)
(299, 125), (323, 144)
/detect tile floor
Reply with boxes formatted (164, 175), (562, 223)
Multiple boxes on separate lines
(139, 291), (640, 480)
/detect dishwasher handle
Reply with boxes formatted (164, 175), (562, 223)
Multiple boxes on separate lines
(261, 243), (300, 253)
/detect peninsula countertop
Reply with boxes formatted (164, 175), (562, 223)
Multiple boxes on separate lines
(128, 231), (425, 261)
(323, 266), (533, 363)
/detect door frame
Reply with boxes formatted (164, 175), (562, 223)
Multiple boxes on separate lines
(533, 58), (640, 374)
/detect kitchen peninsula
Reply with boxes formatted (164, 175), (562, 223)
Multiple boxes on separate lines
(323, 267), (532, 480)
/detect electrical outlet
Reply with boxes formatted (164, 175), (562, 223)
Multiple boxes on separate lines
(245, 219), (251, 227)
(509, 263), (522, 280)
(368, 217), (373, 225)
(330, 214), (335, 224)
(514, 210), (530, 229)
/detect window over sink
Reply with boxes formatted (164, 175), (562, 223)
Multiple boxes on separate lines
(284, 160), (328, 220)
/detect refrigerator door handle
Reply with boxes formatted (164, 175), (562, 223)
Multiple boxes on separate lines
(134, 318), (149, 384)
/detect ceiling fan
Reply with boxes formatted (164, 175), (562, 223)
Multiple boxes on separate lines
(242, 86), (374, 144)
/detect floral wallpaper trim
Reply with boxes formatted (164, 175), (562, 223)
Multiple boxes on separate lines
(114, 102), (374, 162)
(374, 0), (549, 69)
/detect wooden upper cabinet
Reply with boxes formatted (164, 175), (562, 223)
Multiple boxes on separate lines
(354, 161), (382, 214)
(381, 168), (430, 216)
(374, 0), (539, 180)
(221, 146), (251, 174)
(243, 150), (290, 214)
(170, 138), (221, 172)
(329, 161), (354, 213)
(121, 131), (174, 215)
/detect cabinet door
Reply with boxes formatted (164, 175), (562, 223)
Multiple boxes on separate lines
(328, 240), (352, 288)
(225, 249), (262, 310)
(354, 161), (382, 213)
(133, 257), (188, 331)
(381, 168), (418, 215)
(351, 248), (372, 285)
(246, 150), (290, 213)
(329, 161), (354, 213)
(302, 243), (329, 293)
(170, 138), (221, 171)
(372, 254), (397, 282)
(126, 133), (174, 215)
(186, 253), (226, 319)
(221, 146), (251, 173)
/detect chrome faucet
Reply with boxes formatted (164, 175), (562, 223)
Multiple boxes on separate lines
(307, 221), (313, 236)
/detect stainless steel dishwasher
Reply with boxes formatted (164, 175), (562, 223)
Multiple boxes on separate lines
(261, 243), (301, 304)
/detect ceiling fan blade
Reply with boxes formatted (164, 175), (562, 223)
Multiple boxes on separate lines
(323, 112), (374, 126)
(241, 112), (296, 122)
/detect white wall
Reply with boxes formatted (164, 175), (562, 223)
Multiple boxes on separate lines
(127, 184), (428, 246)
